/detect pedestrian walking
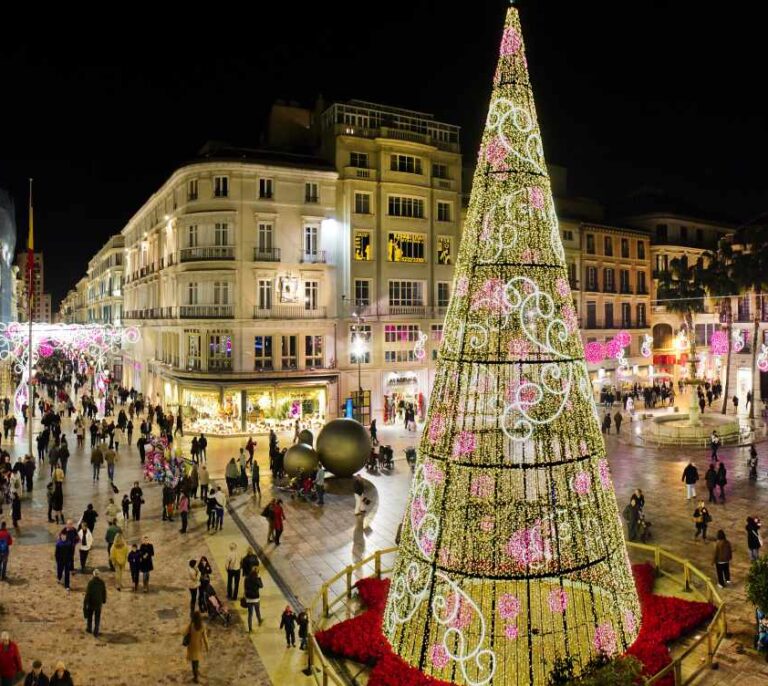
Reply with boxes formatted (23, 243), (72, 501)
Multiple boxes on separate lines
(109, 533), (128, 590)
(139, 535), (154, 592)
(54, 532), (72, 591)
(214, 488), (226, 531)
(250, 457), (260, 496)
(198, 433), (207, 462)
(49, 662), (73, 686)
(353, 475), (366, 515)
(716, 462), (727, 502)
(199, 464), (209, 501)
(121, 494), (130, 522)
(179, 492), (190, 534)
(23, 659), (49, 686)
(10, 494), (20, 532)
(272, 499), (285, 545)
(710, 431), (720, 461)
(705, 463), (717, 503)
(225, 542), (241, 600)
(197, 557), (212, 612)
(130, 482), (143, 521)
(187, 559), (199, 617)
(0, 632), (22, 686)
(90, 444), (104, 481)
(747, 516), (762, 561)
(315, 464), (325, 506)
(84, 569), (107, 637)
(104, 446), (117, 482)
(183, 611), (209, 684)
(128, 544), (140, 592)
(693, 500), (711, 541)
(369, 419), (378, 447)
(241, 546), (259, 578)
(80, 503), (98, 535)
(205, 488), (217, 532)
(733, 395), (739, 413)
(297, 610), (309, 650)
(713, 530), (733, 588)
(262, 499), (275, 543)
(244, 567), (263, 631)
(0, 522), (11, 581)
(280, 606), (296, 647)
(682, 461), (699, 501)
(77, 522), (93, 572)
(613, 411), (623, 434)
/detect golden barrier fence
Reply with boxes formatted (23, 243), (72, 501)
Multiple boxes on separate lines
(305, 543), (726, 686)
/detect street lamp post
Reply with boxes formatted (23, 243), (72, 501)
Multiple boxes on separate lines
(351, 322), (367, 421)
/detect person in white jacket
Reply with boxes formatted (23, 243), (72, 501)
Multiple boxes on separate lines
(78, 522), (94, 571)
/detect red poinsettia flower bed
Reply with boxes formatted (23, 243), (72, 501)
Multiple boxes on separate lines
(315, 564), (715, 686)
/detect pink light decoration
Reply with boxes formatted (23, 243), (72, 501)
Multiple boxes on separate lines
(452, 431), (477, 458)
(585, 341), (606, 364)
(447, 594), (473, 630)
(455, 276), (469, 297)
(500, 26), (522, 56)
(485, 137), (508, 169)
(624, 611), (637, 635)
(39, 342), (54, 358)
(710, 330), (729, 355)
(471, 277), (509, 314)
(428, 414), (446, 442)
(430, 644), (449, 669)
(598, 459), (612, 489)
(508, 337), (530, 358)
(528, 186), (545, 210)
(605, 337), (624, 359)
(420, 536), (435, 555)
(506, 520), (549, 566)
(521, 248), (540, 263)
(593, 622), (617, 656)
(572, 472), (592, 495)
(470, 475), (494, 499)
(579, 440), (589, 457)
(562, 304), (578, 333)
(547, 588), (569, 613)
(615, 330), (631, 348)
(498, 593), (521, 620)
(505, 624), (519, 640)
(555, 278), (570, 298)
(479, 515), (495, 533)
(410, 497), (427, 530)
(423, 461), (445, 485)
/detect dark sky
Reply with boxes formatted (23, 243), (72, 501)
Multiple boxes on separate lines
(2, 1), (768, 306)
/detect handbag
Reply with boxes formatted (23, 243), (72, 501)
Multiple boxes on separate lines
(182, 631), (191, 646)
(240, 598), (248, 608)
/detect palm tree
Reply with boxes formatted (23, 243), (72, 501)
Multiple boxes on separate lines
(699, 242), (737, 414)
(731, 224), (768, 421)
(656, 256), (706, 380)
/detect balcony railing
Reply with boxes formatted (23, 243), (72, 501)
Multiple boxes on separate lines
(300, 250), (327, 264)
(305, 195), (319, 204)
(180, 246), (235, 262)
(253, 305), (327, 319)
(620, 287), (633, 294)
(179, 304), (234, 318)
(253, 247), (281, 262)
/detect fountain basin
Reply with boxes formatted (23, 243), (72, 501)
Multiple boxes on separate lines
(647, 412), (740, 446)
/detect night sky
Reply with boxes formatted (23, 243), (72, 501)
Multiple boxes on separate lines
(2, 1), (767, 306)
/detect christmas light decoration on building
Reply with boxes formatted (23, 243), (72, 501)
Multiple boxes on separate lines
(758, 344), (768, 373)
(709, 330), (729, 356)
(641, 334), (653, 359)
(382, 7), (640, 685)
(731, 328), (745, 353)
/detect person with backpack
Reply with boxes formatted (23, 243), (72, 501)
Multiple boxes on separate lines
(713, 530), (733, 588)
(693, 500), (711, 541)
(682, 461), (699, 501)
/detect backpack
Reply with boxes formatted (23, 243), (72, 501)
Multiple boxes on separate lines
(622, 505), (632, 522)
(0, 536), (8, 554)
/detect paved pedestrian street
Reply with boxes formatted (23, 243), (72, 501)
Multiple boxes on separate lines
(4, 413), (768, 684)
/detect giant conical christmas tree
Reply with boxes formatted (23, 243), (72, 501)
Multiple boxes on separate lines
(383, 8), (640, 685)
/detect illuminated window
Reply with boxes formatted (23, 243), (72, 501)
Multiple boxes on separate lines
(385, 324), (421, 343)
(437, 236), (452, 264)
(304, 280), (319, 310)
(390, 154), (422, 174)
(254, 335), (273, 370)
(431, 324), (443, 341)
(437, 201), (452, 222)
(354, 231), (372, 260)
(388, 196), (424, 218)
(304, 225), (319, 256)
(213, 176), (228, 198)
(385, 350), (416, 363)
(637, 303), (647, 327)
(259, 178), (273, 199)
(208, 332), (233, 370)
(305, 335), (323, 368)
(350, 152), (369, 168)
(387, 232), (425, 262)
(354, 193), (371, 214)
(186, 330), (201, 370)
(389, 281), (424, 307)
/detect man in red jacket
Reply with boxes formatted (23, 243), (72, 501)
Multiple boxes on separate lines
(0, 631), (22, 686)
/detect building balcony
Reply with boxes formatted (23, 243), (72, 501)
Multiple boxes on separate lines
(300, 250), (327, 264)
(344, 166), (378, 181)
(253, 304), (327, 319)
(180, 246), (235, 262)
(179, 304), (234, 318)
(331, 123), (460, 154)
(433, 178), (455, 191)
(253, 247), (281, 262)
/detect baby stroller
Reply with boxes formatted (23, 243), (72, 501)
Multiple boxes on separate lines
(404, 447), (417, 472)
(378, 446), (394, 471)
(205, 586), (232, 626)
(366, 449), (379, 473)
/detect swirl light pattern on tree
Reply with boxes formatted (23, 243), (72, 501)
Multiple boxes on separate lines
(383, 8), (640, 685)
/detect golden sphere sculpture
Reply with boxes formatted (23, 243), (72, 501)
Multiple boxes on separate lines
(284, 442), (319, 477)
(316, 419), (371, 477)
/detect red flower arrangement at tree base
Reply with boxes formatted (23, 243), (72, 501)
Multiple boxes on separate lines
(315, 564), (715, 686)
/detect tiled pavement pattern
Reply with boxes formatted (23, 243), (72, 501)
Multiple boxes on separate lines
(4, 404), (768, 684)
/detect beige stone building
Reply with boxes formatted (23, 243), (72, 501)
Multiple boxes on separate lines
(84, 235), (124, 325)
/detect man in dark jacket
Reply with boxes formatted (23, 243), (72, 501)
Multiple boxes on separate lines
(682, 461), (699, 501)
(84, 569), (107, 637)
(705, 464), (718, 503)
(24, 659), (49, 686)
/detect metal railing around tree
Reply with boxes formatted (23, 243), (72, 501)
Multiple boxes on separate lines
(303, 543), (726, 686)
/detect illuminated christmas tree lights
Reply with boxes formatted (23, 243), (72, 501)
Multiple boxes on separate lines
(382, 7), (641, 685)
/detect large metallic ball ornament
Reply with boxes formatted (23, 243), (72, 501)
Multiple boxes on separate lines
(284, 443), (319, 477)
(298, 429), (314, 446)
(316, 419), (371, 478)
